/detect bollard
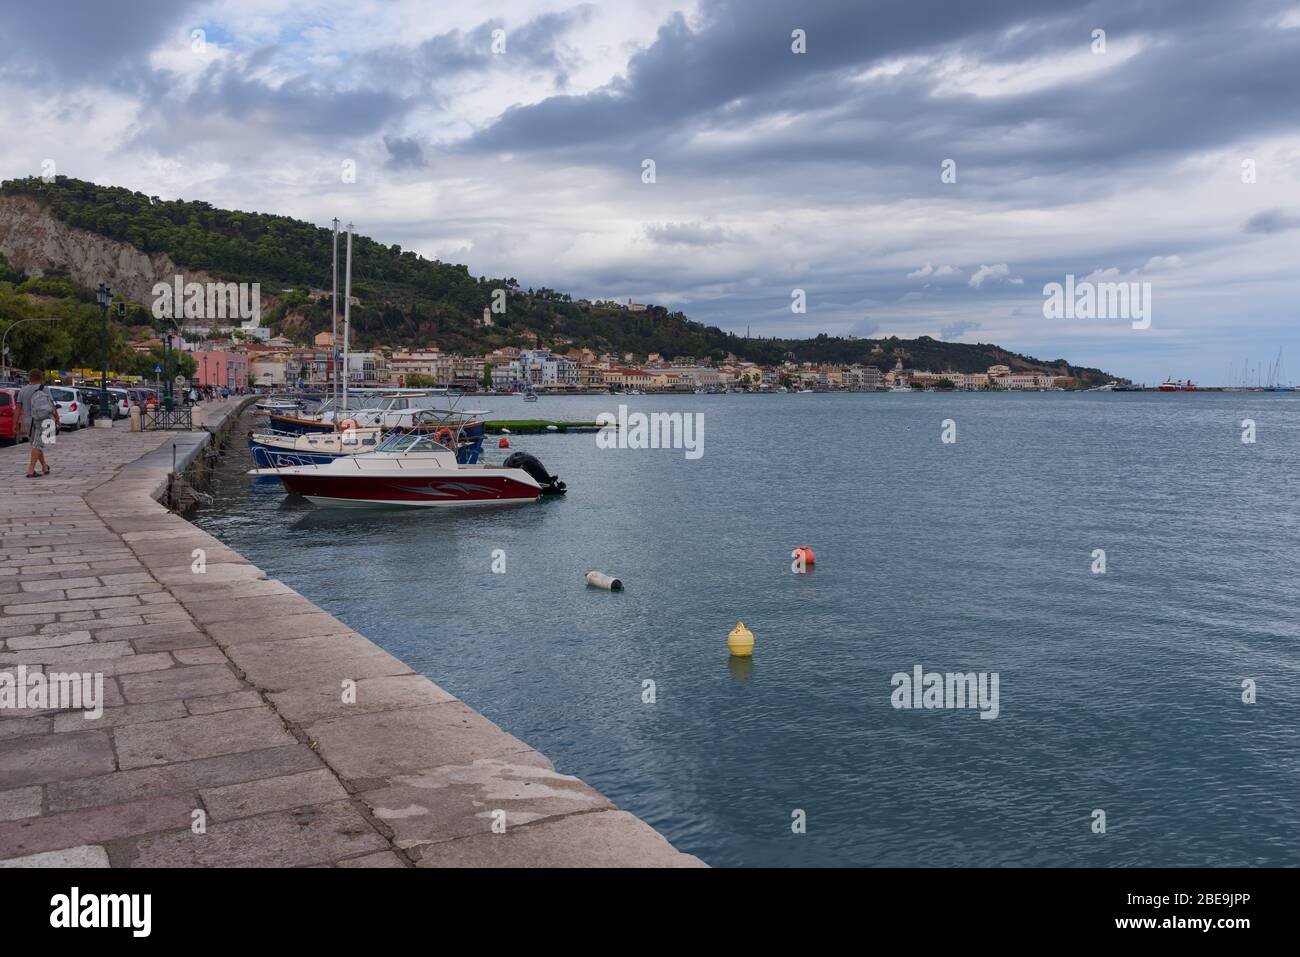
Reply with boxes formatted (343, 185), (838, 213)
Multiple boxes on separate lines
(129, 405), (142, 432)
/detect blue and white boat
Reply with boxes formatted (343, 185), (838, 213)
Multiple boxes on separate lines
(249, 413), (489, 468)
(248, 426), (384, 468)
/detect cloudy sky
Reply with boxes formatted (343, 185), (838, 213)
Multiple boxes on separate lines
(2, 0), (1299, 384)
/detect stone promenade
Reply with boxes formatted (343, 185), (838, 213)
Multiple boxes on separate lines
(0, 409), (702, 867)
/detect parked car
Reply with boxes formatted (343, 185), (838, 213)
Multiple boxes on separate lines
(105, 387), (131, 419)
(0, 388), (27, 445)
(47, 386), (90, 430)
(128, 388), (159, 410)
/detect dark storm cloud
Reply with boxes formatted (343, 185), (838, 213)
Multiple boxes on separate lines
(367, 6), (595, 91)
(940, 320), (981, 340)
(0, 0), (203, 83)
(464, 0), (1300, 190)
(182, 66), (407, 138)
(468, 0), (1059, 150)
(384, 135), (428, 170)
(1243, 208), (1300, 234)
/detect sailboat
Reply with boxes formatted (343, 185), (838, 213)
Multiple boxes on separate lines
(249, 222), (547, 501)
(1264, 347), (1292, 392)
(250, 222), (392, 466)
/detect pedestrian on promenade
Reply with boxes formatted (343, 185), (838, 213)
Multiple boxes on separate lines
(17, 369), (57, 479)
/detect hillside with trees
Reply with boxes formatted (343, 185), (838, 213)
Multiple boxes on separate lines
(0, 176), (1115, 385)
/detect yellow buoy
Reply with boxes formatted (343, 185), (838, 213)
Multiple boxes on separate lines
(727, 621), (754, 657)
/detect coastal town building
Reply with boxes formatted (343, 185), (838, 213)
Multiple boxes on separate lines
(250, 354), (288, 388)
(346, 351), (383, 385)
(387, 351), (441, 384)
(175, 328), (1075, 395)
(192, 350), (249, 390)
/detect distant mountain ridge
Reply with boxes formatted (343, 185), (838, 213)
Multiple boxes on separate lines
(0, 176), (1116, 385)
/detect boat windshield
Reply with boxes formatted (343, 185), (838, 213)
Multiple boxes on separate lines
(377, 433), (449, 453)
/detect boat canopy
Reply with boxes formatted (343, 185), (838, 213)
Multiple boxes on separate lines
(378, 432), (454, 453)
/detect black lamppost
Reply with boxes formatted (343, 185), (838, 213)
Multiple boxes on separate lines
(162, 331), (171, 409)
(95, 283), (111, 422)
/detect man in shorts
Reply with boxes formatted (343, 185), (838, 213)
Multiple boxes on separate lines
(17, 369), (58, 478)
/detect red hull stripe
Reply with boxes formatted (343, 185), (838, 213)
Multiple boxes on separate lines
(279, 474), (538, 502)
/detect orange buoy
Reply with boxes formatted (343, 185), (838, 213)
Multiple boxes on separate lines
(499, 437), (510, 448)
(792, 545), (816, 566)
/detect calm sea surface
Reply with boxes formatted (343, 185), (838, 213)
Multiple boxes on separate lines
(193, 393), (1300, 867)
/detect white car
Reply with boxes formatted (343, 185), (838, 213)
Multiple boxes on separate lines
(105, 387), (131, 419)
(47, 386), (91, 430)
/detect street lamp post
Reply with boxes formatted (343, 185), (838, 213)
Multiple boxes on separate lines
(162, 332), (170, 408)
(95, 283), (112, 423)
(1, 317), (60, 382)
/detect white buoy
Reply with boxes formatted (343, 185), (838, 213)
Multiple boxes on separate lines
(586, 570), (624, 591)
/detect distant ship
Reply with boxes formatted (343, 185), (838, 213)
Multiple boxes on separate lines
(1157, 378), (1197, 392)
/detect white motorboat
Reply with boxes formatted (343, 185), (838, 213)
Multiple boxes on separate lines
(255, 396), (302, 413)
(249, 432), (565, 508)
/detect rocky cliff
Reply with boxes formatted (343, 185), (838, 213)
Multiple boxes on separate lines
(0, 194), (222, 305)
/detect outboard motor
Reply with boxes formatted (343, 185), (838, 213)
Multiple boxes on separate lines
(503, 451), (567, 495)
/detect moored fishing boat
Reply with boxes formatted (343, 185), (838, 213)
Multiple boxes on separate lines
(248, 425), (385, 468)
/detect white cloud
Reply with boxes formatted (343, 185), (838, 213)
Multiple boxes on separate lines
(969, 263), (1011, 288)
(907, 263), (961, 279)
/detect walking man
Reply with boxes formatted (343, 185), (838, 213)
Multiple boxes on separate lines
(17, 369), (57, 478)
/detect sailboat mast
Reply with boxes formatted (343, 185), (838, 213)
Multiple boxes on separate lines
(343, 223), (353, 413)
(331, 218), (339, 408)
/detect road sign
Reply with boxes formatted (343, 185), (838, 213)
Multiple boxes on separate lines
(154, 364), (162, 373)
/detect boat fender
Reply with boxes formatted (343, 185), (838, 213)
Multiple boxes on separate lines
(586, 571), (623, 591)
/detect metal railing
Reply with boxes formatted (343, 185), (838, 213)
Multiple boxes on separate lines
(144, 406), (194, 430)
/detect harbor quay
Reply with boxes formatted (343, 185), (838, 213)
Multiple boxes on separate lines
(0, 402), (702, 868)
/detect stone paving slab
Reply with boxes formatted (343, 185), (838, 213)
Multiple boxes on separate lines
(0, 844), (111, 867)
(361, 756), (612, 854)
(0, 408), (703, 868)
(414, 810), (708, 868)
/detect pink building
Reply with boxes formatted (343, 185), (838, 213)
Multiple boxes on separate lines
(192, 350), (249, 390)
